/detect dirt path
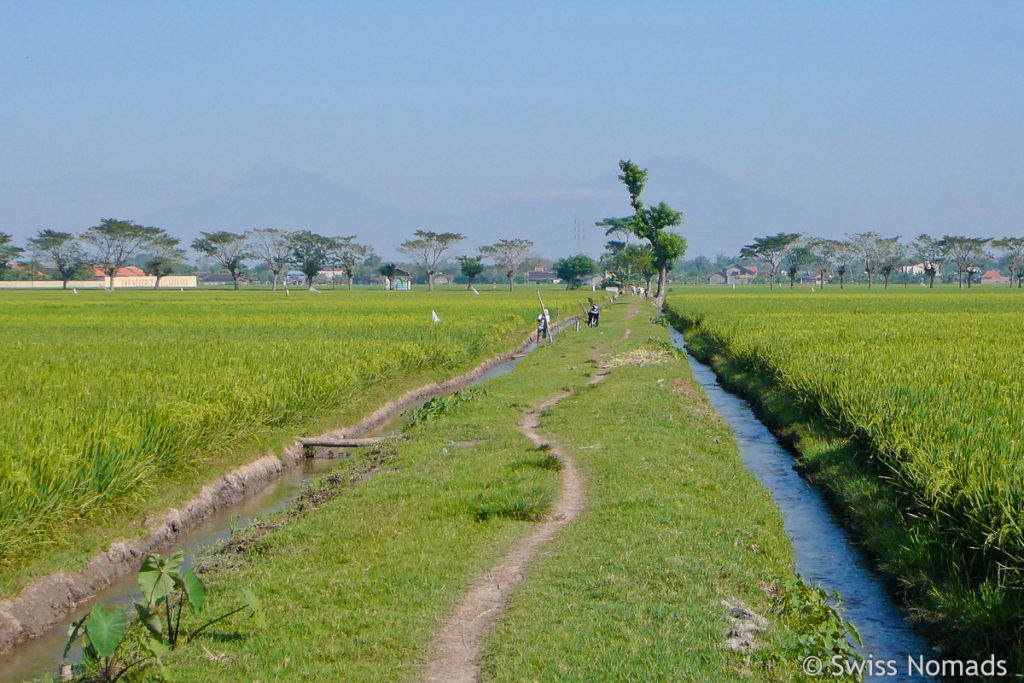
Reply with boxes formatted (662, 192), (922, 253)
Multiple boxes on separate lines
(423, 379), (606, 682)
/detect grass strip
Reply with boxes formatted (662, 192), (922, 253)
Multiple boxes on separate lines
(478, 320), (813, 681)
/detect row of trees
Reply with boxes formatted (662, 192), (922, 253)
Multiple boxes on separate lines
(0, 223), (566, 293)
(740, 232), (1024, 289)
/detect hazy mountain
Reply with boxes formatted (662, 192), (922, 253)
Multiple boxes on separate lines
(5, 157), (852, 260)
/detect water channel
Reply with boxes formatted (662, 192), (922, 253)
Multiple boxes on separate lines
(2, 344), (536, 683)
(669, 327), (934, 682)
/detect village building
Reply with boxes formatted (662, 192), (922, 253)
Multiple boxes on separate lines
(526, 266), (559, 284)
(979, 269), (1009, 285)
(708, 264), (757, 285)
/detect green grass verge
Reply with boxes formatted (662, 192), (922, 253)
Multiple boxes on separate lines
(666, 308), (1023, 670)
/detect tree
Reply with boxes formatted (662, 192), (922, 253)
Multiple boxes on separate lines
(807, 238), (841, 288)
(831, 240), (855, 289)
(740, 233), (801, 290)
(992, 237), (1024, 288)
(82, 219), (165, 290)
(377, 262), (399, 290)
(479, 238), (534, 291)
(335, 237), (370, 291)
(0, 233), (23, 279)
(849, 232), (885, 288)
(785, 244), (813, 289)
(912, 234), (944, 288)
(142, 235), (186, 289)
(456, 256), (485, 290)
(939, 236), (990, 288)
(192, 231), (251, 290)
(248, 229), (294, 291)
(397, 230), (465, 291)
(553, 254), (597, 289)
(606, 161), (684, 309)
(289, 231), (337, 289)
(877, 237), (905, 289)
(27, 230), (84, 289)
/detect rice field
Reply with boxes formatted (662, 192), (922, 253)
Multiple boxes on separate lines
(666, 287), (1024, 603)
(0, 288), (596, 561)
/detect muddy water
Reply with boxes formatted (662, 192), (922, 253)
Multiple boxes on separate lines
(669, 328), (935, 682)
(2, 345), (536, 683)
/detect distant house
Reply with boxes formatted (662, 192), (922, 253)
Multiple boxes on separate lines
(526, 267), (559, 284)
(980, 269), (1009, 285)
(92, 266), (146, 279)
(898, 262), (931, 276)
(797, 270), (830, 285)
(283, 271), (306, 286)
(709, 264), (756, 285)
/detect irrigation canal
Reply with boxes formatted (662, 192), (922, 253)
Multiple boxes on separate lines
(670, 327), (935, 682)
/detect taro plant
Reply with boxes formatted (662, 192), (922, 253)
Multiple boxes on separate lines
(64, 551), (261, 681)
(774, 575), (861, 666)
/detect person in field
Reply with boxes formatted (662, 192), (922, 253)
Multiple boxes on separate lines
(537, 308), (551, 341)
(588, 304), (600, 327)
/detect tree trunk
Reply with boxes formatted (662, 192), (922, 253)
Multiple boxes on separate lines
(839, 274), (845, 289)
(958, 270), (963, 288)
(820, 270), (825, 288)
(867, 271), (872, 289)
(427, 272), (434, 292)
(107, 268), (116, 291)
(154, 275), (161, 290)
(348, 275), (354, 291)
(769, 269), (775, 290)
(789, 276), (794, 289)
(272, 271), (279, 291)
(231, 268), (240, 290)
(508, 271), (515, 292)
(654, 264), (668, 309)
(929, 272), (935, 288)
(1009, 269), (1015, 287)
(883, 273), (890, 289)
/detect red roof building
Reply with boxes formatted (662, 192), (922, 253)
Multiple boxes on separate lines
(92, 266), (146, 279)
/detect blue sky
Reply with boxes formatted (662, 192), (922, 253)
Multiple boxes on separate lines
(2, 1), (1023, 242)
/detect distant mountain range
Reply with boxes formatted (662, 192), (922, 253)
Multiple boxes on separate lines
(3, 157), (854, 259)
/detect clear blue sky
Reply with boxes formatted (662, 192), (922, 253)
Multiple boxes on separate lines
(3, 1), (1023, 236)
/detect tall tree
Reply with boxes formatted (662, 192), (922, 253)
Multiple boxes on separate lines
(553, 254), (597, 290)
(608, 161), (684, 308)
(992, 237), (1024, 288)
(82, 219), (164, 290)
(397, 230), (465, 291)
(192, 231), (251, 290)
(479, 238), (534, 291)
(336, 236), (370, 291)
(807, 238), (840, 288)
(27, 230), (84, 289)
(740, 233), (800, 290)
(142, 235), (186, 289)
(0, 233), (23, 279)
(877, 237), (906, 289)
(940, 236), (990, 288)
(912, 234), (944, 288)
(850, 232), (884, 288)
(289, 231), (338, 289)
(456, 256), (485, 290)
(785, 243), (813, 289)
(247, 229), (294, 291)
(831, 240), (855, 289)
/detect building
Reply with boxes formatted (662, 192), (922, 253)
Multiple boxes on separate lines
(200, 273), (246, 286)
(92, 266), (146, 279)
(980, 269), (1009, 285)
(526, 267), (559, 284)
(709, 264), (756, 285)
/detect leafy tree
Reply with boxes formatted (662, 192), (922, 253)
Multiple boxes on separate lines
(142, 235), (186, 289)
(479, 238), (533, 291)
(878, 237), (906, 289)
(606, 161), (684, 308)
(740, 233), (801, 290)
(849, 232), (884, 288)
(335, 237), (370, 291)
(553, 254), (597, 289)
(397, 230), (465, 291)
(247, 229), (294, 291)
(192, 231), (251, 290)
(831, 240), (855, 289)
(807, 238), (841, 288)
(27, 230), (85, 289)
(912, 234), (945, 288)
(82, 219), (165, 290)
(992, 237), (1024, 288)
(939, 235), (990, 288)
(289, 231), (338, 289)
(377, 262), (400, 290)
(785, 244), (813, 289)
(0, 233), (23, 279)
(456, 256), (485, 290)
